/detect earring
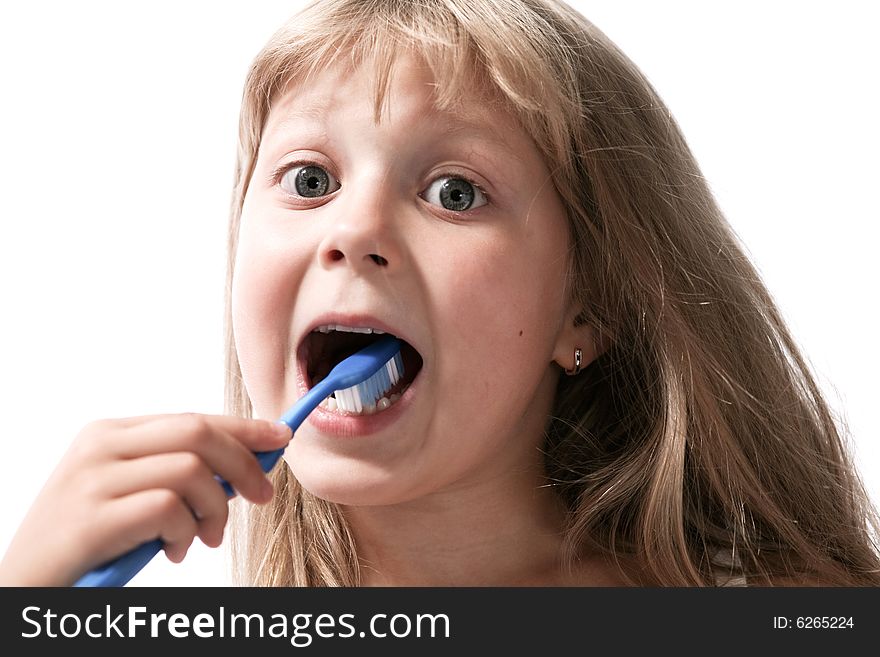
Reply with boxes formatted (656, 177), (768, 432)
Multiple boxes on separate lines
(564, 347), (582, 376)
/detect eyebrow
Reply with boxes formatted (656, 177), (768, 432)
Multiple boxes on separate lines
(262, 106), (519, 163)
(261, 105), (327, 145)
(433, 119), (519, 160)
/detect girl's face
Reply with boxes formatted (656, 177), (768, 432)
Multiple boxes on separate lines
(232, 53), (578, 506)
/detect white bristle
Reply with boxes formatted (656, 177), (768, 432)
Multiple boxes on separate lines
(332, 351), (406, 412)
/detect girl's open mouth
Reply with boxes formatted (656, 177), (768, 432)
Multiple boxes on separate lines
(298, 325), (424, 417)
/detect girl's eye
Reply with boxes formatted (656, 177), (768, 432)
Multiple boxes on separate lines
(279, 164), (341, 198)
(422, 176), (488, 212)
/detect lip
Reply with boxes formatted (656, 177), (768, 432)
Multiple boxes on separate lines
(294, 311), (425, 438)
(295, 351), (421, 438)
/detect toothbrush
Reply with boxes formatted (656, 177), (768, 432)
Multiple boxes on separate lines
(73, 335), (404, 587)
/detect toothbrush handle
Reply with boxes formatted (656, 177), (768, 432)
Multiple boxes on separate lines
(72, 538), (164, 587)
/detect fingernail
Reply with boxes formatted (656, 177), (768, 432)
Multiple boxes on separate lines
(273, 421), (292, 440)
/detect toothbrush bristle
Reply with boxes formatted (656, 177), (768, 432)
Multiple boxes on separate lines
(335, 350), (404, 413)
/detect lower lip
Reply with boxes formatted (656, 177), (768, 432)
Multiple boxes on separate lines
(295, 366), (420, 438)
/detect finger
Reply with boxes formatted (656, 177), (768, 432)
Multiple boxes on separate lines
(109, 413), (292, 455)
(108, 416), (280, 503)
(96, 490), (199, 567)
(99, 452), (231, 547)
(101, 414), (187, 428)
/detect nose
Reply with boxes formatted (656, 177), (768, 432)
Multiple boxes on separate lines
(317, 174), (405, 274)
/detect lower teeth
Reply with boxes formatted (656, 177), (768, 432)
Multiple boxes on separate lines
(318, 384), (409, 416)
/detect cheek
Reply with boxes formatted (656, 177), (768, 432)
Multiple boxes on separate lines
(435, 229), (567, 408)
(230, 222), (302, 416)
(447, 219), (567, 335)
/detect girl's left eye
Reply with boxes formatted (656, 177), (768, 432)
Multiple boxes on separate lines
(279, 164), (341, 198)
(421, 176), (488, 212)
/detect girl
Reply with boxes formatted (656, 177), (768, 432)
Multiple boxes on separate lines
(2, 0), (878, 587)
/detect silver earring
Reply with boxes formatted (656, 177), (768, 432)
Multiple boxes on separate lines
(564, 348), (582, 376)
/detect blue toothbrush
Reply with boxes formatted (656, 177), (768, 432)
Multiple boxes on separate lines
(73, 335), (404, 587)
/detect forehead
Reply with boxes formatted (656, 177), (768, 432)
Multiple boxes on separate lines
(261, 53), (520, 151)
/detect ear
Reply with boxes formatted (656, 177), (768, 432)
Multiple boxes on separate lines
(552, 302), (608, 373)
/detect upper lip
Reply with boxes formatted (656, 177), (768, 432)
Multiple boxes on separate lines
(295, 311), (423, 366)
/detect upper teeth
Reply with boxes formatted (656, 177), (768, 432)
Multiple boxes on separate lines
(313, 324), (387, 334)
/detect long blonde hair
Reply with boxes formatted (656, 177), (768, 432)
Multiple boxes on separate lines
(224, 0), (880, 586)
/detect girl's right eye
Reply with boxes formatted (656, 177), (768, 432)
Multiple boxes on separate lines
(279, 164), (341, 198)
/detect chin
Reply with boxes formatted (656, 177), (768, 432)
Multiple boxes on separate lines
(286, 458), (418, 507)
(299, 480), (412, 507)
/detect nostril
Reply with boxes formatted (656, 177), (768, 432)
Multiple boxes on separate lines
(370, 254), (388, 266)
(328, 249), (344, 262)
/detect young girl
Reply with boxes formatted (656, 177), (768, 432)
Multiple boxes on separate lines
(2, 0), (878, 587)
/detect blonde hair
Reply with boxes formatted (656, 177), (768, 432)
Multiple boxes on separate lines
(224, 0), (880, 586)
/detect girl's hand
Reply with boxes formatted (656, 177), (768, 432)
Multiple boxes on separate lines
(0, 413), (292, 586)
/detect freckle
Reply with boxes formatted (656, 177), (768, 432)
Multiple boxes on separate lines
(519, 330), (523, 336)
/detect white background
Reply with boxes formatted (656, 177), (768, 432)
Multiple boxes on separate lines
(0, 1), (876, 586)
